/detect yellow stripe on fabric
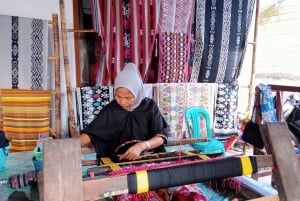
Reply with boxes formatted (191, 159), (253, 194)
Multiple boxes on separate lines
(100, 157), (121, 170)
(3, 126), (49, 133)
(3, 109), (50, 114)
(240, 156), (253, 175)
(2, 97), (51, 102)
(136, 170), (149, 193)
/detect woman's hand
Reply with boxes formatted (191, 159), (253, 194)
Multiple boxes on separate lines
(119, 142), (146, 161)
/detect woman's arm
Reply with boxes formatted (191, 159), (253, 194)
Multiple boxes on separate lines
(119, 135), (165, 161)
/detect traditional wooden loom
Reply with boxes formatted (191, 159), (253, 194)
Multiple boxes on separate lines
(37, 122), (300, 201)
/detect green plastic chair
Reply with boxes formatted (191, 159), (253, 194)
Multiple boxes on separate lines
(185, 107), (225, 156)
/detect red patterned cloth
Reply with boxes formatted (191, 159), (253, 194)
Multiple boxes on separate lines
(91, 0), (158, 85)
(114, 189), (169, 201)
(171, 185), (209, 201)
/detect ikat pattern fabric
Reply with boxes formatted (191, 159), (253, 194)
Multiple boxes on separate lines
(0, 15), (48, 89)
(157, 0), (194, 83)
(158, 0), (194, 33)
(157, 32), (191, 83)
(154, 83), (216, 138)
(0, 89), (52, 152)
(90, 0), (158, 85)
(190, 0), (255, 83)
(76, 86), (114, 129)
(213, 83), (239, 136)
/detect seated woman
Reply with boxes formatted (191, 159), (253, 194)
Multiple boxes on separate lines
(80, 63), (170, 200)
(79, 62), (169, 161)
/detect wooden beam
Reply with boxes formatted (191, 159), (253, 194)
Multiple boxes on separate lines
(43, 139), (83, 201)
(264, 122), (300, 201)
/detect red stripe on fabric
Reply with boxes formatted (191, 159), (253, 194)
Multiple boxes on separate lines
(130, 0), (137, 70)
(106, 0), (115, 85)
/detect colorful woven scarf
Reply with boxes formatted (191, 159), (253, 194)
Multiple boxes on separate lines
(0, 89), (52, 152)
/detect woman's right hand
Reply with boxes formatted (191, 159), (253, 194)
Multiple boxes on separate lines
(119, 142), (146, 161)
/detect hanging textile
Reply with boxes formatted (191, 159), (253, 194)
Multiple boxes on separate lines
(154, 83), (216, 138)
(91, 0), (158, 85)
(157, 0), (194, 83)
(0, 89), (52, 152)
(76, 86), (114, 129)
(213, 83), (239, 138)
(190, 0), (255, 83)
(0, 15), (48, 89)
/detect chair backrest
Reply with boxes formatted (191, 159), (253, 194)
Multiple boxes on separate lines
(185, 107), (214, 139)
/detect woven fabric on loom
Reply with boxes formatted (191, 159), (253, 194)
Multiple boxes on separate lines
(0, 89), (52, 152)
(154, 83), (216, 138)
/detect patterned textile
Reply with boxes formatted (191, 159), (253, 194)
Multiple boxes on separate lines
(0, 89), (52, 152)
(90, 0), (158, 85)
(157, 32), (191, 83)
(158, 0), (194, 33)
(157, 0), (194, 83)
(213, 83), (239, 137)
(76, 86), (114, 129)
(76, 84), (154, 129)
(170, 184), (209, 201)
(154, 83), (216, 138)
(0, 15), (48, 89)
(190, 0), (255, 83)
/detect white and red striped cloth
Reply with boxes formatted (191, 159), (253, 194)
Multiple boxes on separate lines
(91, 0), (159, 85)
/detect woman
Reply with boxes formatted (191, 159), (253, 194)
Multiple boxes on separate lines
(80, 63), (169, 161)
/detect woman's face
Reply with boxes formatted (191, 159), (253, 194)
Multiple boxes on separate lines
(115, 87), (136, 111)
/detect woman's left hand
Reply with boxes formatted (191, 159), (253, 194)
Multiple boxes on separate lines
(119, 142), (145, 161)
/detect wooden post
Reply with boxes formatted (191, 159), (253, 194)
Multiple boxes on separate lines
(52, 13), (62, 138)
(247, 0), (260, 111)
(264, 122), (300, 201)
(59, 0), (79, 137)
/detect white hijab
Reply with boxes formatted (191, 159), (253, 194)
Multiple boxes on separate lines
(114, 63), (145, 110)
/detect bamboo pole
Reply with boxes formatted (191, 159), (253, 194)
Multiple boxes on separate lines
(247, 0), (260, 111)
(59, 0), (79, 137)
(52, 13), (62, 138)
